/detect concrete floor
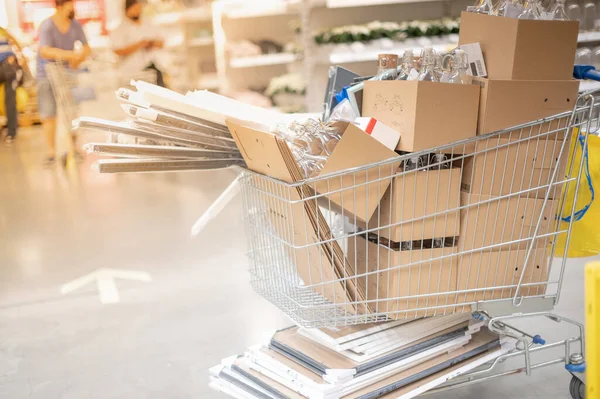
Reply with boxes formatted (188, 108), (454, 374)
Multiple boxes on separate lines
(0, 96), (598, 398)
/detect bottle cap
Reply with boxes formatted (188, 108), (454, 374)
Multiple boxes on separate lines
(378, 54), (399, 69)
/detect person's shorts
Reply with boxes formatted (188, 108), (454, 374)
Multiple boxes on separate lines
(37, 78), (57, 119)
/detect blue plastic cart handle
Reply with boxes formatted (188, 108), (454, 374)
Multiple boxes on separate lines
(574, 64), (600, 81)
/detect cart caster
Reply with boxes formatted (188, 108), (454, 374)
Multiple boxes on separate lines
(570, 375), (585, 399)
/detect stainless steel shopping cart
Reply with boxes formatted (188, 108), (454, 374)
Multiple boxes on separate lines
(237, 90), (598, 398)
(45, 63), (96, 166)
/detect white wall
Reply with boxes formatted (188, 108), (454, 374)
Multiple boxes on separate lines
(1, 0), (21, 31)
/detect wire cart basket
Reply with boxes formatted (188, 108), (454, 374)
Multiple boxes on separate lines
(45, 62), (96, 164)
(237, 90), (598, 397)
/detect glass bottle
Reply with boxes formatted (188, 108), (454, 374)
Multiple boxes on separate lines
(583, 2), (595, 27)
(518, 0), (540, 18)
(396, 50), (415, 81)
(375, 54), (399, 81)
(448, 49), (469, 84)
(418, 47), (440, 82)
(474, 0), (494, 13)
(431, 153), (450, 170)
(433, 238), (444, 248)
(494, 0), (524, 16)
(551, 0), (570, 20)
(567, 4), (581, 23)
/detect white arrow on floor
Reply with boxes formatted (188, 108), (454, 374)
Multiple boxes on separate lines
(60, 268), (152, 304)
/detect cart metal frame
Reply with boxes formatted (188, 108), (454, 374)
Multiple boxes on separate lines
(238, 90), (598, 397)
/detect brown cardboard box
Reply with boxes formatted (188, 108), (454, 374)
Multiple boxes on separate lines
(348, 235), (459, 318)
(460, 192), (558, 251)
(229, 120), (399, 224)
(458, 12), (579, 80)
(365, 168), (462, 242)
(470, 76), (579, 135)
(457, 246), (549, 302)
(461, 137), (569, 199)
(228, 120), (395, 314)
(362, 80), (480, 152)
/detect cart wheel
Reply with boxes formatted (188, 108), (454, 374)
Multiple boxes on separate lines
(570, 375), (585, 399)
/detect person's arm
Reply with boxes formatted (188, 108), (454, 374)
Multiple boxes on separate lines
(114, 39), (150, 56)
(68, 22), (92, 69)
(38, 21), (79, 62)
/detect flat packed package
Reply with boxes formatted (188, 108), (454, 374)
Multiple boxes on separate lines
(458, 12), (579, 80)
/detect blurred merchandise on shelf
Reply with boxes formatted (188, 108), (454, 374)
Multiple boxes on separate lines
(18, 0), (106, 35)
(228, 90), (273, 109)
(265, 73), (307, 113)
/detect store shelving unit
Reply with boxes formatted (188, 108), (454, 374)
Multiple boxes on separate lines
(151, 3), (217, 93)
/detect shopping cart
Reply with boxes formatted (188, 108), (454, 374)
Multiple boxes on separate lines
(237, 88), (598, 397)
(45, 62), (96, 167)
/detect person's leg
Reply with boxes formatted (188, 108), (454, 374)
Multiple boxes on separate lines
(4, 67), (18, 142)
(37, 78), (58, 163)
(145, 63), (166, 88)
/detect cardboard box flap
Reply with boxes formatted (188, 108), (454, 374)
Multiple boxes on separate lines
(316, 123), (400, 223)
(226, 120), (298, 183)
(319, 123), (398, 176)
(513, 20), (579, 81)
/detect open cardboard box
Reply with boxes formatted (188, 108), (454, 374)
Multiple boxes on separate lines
(457, 246), (549, 302)
(458, 12), (579, 80)
(364, 167), (462, 243)
(460, 192), (558, 251)
(362, 80), (480, 152)
(227, 120), (402, 314)
(469, 76), (579, 135)
(461, 137), (570, 199)
(348, 235), (459, 319)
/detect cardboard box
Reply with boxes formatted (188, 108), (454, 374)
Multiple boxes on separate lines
(365, 168), (462, 242)
(348, 235), (459, 318)
(228, 120), (399, 224)
(458, 12), (579, 81)
(470, 76), (579, 135)
(460, 192), (558, 251)
(228, 120), (394, 315)
(362, 80), (480, 152)
(457, 246), (549, 302)
(461, 137), (569, 199)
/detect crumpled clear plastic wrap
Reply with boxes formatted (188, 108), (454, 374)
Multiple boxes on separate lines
(271, 118), (345, 179)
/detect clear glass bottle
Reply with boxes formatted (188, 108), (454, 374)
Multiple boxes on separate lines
(551, 0), (569, 20)
(583, 2), (595, 27)
(494, 0), (524, 16)
(474, 0), (494, 13)
(448, 49), (469, 84)
(518, 0), (540, 18)
(401, 241), (413, 251)
(418, 47), (440, 82)
(375, 54), (399, 81)
(433, 238), (444, 248)
(431, 153), (450, 170)
(567, 3), (581, 23)
(396, 50), (414, 81)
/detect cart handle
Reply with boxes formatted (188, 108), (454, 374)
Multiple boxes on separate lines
(574, 64), (600, 81)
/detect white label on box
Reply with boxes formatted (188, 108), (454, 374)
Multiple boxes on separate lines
(459, 42), (488, 78)
(408, 68), (419, 80)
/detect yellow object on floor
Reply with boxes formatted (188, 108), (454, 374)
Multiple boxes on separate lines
(0, 85), (29, 114)
(586, 262), (600, 399)
(555, 132), (599, 258)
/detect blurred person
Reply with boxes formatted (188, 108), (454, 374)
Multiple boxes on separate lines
(0, 38), (23, 147)
(111, 0), (166, 88)
(37, 0), (91, 166)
